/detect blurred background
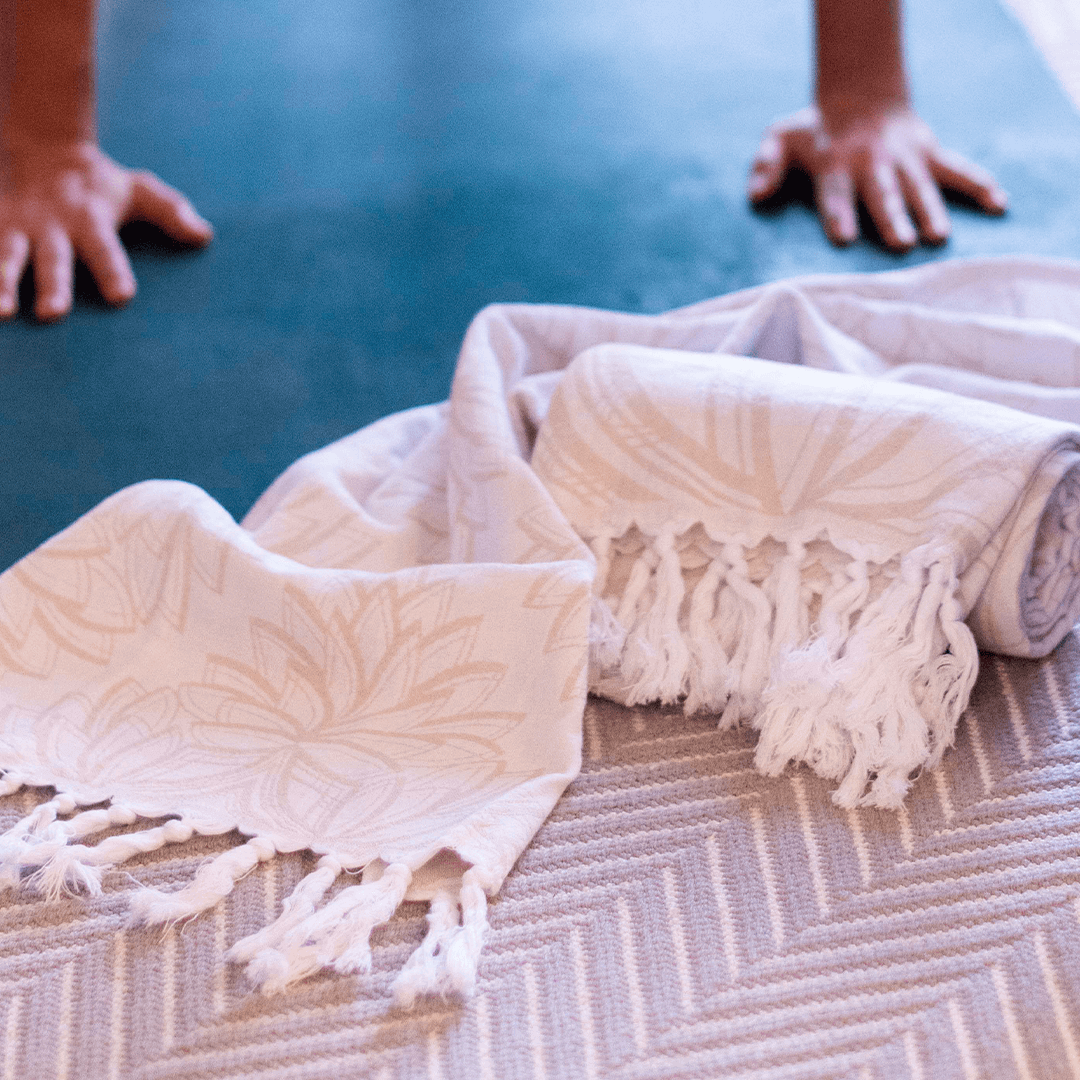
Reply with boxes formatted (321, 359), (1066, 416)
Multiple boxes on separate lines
(2, 0), (1079, 571)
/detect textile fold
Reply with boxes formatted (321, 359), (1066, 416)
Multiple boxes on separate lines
(2, 256), (1080, 997)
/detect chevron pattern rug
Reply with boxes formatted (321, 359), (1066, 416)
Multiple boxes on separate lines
(3, 632), (1080, 1079)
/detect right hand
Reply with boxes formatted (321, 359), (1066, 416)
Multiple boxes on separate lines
(748, 103), (1007, 251)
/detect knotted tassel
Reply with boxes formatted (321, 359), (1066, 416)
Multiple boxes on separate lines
(588, 533), (627, 671)
(392, 867), (489, 1006)
(0, 774), (24, 797)
(227, 855), (344, 963)
(722, 543), (775, 719)
(0, 792), (81, 889)
(684, 556), (732, 715)
(129, 835), (278, 926)
(243, 862), (413, 993)
(757, 547), (978, 810)
(622, 531), (689, 704)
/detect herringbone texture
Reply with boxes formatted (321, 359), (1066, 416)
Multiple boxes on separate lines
(3, 634), (1080, 1078)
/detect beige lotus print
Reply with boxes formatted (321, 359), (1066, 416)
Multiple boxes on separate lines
(177, 580), (526, 843)
(537, 346), (1043, 557)
(0, 482), (228, 680)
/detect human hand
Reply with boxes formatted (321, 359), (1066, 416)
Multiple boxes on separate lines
(747, 103), (1007, 251)
(0, 137), (213, 321)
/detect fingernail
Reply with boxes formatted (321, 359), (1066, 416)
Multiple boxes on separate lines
(184, 207), (213, 233)
(37, 296), (65, 321)
(828, 216), (854, 244)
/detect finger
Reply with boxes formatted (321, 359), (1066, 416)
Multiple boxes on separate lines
(33, 227), (75, 322)
(814, 167), (859, 245)
(76, 213), (136, 306)
(748, 131), (788, 203)
(928, 147), (1008, 213)
(860, 161), (917, 251)
(0, 231), (30, 318)
(128, 171), (213, 245)
(897, 160), (951, 245)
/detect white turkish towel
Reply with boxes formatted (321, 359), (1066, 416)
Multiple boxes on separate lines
(0, 256), (1078, 1001)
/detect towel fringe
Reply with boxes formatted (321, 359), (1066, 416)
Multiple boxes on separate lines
(226, 854), (343, 963)
(129, 835), (278, 926)
(0, 788), (487, 1003)
(391, 867), (489, 1006)
(683, 556), (731, 715)
(589, 529), (979, 808)
(621, 530), (689, 704)
(240, 862), (413, 992)
(0, 774), (24, 798)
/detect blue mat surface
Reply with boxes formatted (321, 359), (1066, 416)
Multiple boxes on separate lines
(2, 0), (1079, 571)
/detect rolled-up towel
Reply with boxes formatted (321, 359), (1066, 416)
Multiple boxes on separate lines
(532, 343), (1080, 808)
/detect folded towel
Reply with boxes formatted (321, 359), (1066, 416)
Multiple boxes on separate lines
(532, 343), (1080, 807)
(1, 256), (1080, 1002)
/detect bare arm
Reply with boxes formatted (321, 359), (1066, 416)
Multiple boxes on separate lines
(0, 0), (212, 320)
(748, 0), (1007, 250)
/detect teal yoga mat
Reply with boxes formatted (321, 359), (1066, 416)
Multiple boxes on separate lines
(1, 0), (1079, 571)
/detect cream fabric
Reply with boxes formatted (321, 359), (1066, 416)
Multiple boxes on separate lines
(0, 256), (1079, 1000)
(534, 343), (1080, 807)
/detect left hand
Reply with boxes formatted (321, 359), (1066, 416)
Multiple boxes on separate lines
(0, 137), (213, 321)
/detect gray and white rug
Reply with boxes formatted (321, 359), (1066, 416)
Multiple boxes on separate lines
(3, 634), (1080, 1079)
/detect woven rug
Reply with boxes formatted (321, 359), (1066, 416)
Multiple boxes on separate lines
(5, 0), (1080, 1073)
(3, 636), (1080, 1079)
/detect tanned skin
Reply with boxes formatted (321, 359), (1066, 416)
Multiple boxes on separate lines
(0, 0), (212, 321)
(748, 0), (1008, 250)
(1, 0), (1007, 320)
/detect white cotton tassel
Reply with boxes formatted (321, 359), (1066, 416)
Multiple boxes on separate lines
(392, 888), (460, 1006)
(750, 557), (872, 779)
(923, 575), (979, 764)
(38, 803), (140, 844)
(1, 792), (79, 846)
(590, 533), (614, 597)
(244, 862), (412, 993)
(589, 598), (627, 674)
(603, 545), (659, 700)
(129, 835), (277, 926)
(613, 546), (658, 629)
(0, 774), (24, 797)
(722, 543), (775, 719)
(834, 557), (951, 808)
(756, 549), (978, 810)
(27, 846), (111, 901)
(752, 637), (849, 781)
(5, 816), (197, 897)
(769, 541), (807, 660)
(817, 559), (871, 653)
(20, 804), (142, 899)
(392, 867), (489, 1007)
(227, 855), (343, 964)
(0, 792), (81, 890)
(621, 532), (690, 705)
(683, 556), (732, 715)
(587, 534), (627, 672)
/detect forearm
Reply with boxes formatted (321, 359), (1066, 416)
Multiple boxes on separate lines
(815, 0), (909, 120)
(2, 0), (96, 144)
